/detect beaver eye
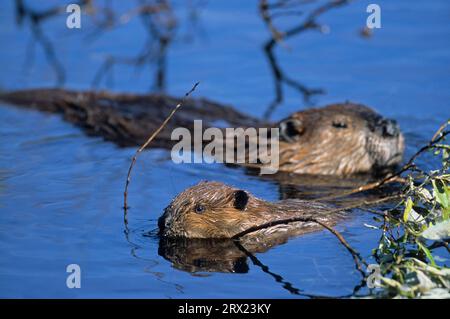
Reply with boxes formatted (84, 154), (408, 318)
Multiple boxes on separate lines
(332, 121), (348, 129)
(194, 204), (205, 214)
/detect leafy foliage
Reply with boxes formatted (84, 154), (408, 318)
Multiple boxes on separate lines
(372, 121), (450, 298)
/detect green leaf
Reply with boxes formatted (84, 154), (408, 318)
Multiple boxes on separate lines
(433, 179), (449, 210)
(416, 240), (436, 267)
(403, 197), (414, 223)
(443, 148), (449, 160)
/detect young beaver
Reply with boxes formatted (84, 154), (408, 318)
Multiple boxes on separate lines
(158, 181), (345, 240)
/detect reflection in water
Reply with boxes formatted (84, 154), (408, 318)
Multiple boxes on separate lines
(157, 236), (365, 298)
(246, 168), (399, 198)
(158, 237), (318, 296)
(158, 237), (250, 273)
(124, 225), (187, 294)
(129, 223), (366, 297)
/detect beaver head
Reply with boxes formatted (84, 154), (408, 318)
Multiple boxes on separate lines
(158, 181), (338, 238)
(277, 103), (404, 175)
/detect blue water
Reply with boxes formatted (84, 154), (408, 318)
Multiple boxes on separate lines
(0, 0), (449, 298)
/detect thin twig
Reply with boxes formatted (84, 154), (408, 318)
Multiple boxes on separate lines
(123, 82), (199, 222)
(431, 120), (450, 142)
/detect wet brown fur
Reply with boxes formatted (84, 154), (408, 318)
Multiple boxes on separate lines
(275, 103), (405, 175)
(159, 181), (345, 240)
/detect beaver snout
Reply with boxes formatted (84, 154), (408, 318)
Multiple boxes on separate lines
(369, 116), (400, 138)
(381, 119), (400, 137)
(158, 206), (173, 233)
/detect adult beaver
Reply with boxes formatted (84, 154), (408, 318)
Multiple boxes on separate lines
(158, 181), (345, 241)
(276, 103), (404, 175)
(0, 88), (404, 175)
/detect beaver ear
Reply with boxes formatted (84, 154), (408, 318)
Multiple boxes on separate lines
(279, 118), (304, 142)
(233, 190), (249, 211)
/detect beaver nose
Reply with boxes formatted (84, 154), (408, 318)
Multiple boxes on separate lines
(158, 207), (173, 232)
(381, 119), (399, 137)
